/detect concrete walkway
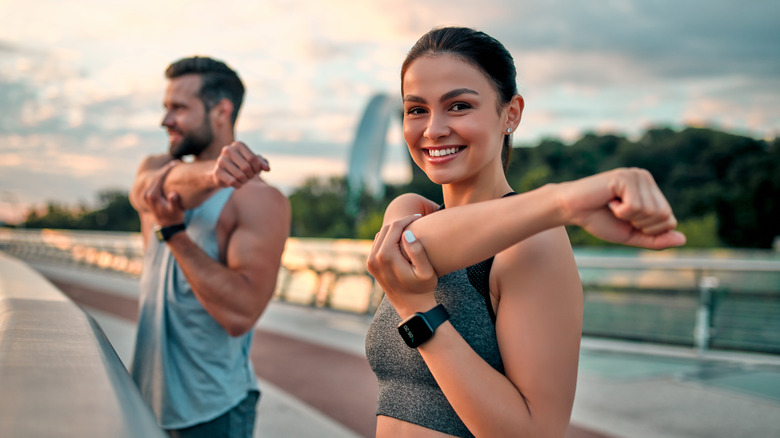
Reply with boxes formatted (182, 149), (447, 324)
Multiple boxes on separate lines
(31, 262), (780, 438)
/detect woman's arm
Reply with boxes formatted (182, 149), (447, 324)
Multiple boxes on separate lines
(421, 228), (582, 437)
(388, 168), (685, 279)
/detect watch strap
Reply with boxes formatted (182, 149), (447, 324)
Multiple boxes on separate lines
(422, 303), (449, 332)
(155, 223), (186, 241)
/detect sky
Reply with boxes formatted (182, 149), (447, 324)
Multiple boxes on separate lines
(1, 0), (779, 223)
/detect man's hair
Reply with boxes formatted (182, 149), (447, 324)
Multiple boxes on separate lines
(165, 56), (245, 125)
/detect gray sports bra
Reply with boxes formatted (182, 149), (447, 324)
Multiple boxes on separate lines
(365, 265), (503, 438)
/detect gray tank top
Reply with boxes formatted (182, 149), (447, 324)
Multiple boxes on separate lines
(365, 262), (504, 438)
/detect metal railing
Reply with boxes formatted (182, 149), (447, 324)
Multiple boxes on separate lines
(1, 228), (779, 354)
(0, 251), (166, 438)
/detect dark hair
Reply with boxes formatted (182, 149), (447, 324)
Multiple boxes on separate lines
(165, 56), (245, 125)
(401, 27), (518, 172)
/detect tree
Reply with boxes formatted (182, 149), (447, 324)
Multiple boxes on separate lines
(16, 126), (780, 248)
(22, 190), (139, 232)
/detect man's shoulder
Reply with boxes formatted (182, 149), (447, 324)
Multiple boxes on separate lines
(138, 153), (175, 172)
(228, 178), (289, 211)
(223, 179), (290, 236)
(234, 177), (285, 197)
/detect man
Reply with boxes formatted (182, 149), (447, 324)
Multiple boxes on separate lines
(129, 56), (290, 438)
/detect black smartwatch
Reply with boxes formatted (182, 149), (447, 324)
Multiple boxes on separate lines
(154, 223), (186, 242)
(397, 304), (450, 348)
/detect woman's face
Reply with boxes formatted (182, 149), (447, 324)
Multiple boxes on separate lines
(402, 53), (507, 186)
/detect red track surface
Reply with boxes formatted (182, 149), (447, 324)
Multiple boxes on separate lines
(50, 278), (612, 438)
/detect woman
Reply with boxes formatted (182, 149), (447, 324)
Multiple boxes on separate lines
(364, 27), (685, 438)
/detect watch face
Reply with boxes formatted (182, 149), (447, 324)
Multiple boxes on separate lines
(398, 314), (434, 348)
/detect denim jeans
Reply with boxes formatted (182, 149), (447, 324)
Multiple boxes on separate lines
(167, 391), (260, 438)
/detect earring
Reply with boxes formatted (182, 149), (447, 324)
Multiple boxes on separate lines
(506, 128), (512, 133)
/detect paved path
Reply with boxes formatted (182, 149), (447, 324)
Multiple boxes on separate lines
(33, 263), (780, 437)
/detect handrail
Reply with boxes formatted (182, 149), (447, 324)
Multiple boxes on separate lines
(2, 228), (780, 353)
(0, 252), (166, 438)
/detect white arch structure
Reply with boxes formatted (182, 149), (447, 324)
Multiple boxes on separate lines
(346, 93), (402, 215)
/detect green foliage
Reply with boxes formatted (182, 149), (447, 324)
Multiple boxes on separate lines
(18, 126), (779, 248)
(565, 226), (621, 248)
(23, 190), (140, 232)
(356, 210), (385, 240)
(289, 176), (354, 238)
(24, 203), (79, 229)
(675, 214), (723, 248)
(507, 127), (779, 248)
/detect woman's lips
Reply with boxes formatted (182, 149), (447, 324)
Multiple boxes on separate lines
(424, 146), (465, 160)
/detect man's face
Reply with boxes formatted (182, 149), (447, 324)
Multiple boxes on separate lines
(161, 74), (214, 159)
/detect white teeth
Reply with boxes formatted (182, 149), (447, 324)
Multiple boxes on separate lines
(430, 148), (458, 157)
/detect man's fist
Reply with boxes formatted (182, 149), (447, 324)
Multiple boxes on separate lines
(213, 142), (270, 189)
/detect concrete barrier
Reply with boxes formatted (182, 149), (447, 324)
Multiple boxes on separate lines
(0, 252), (165, 438)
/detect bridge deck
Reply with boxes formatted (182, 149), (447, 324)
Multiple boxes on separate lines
(33, 262), (780, 438)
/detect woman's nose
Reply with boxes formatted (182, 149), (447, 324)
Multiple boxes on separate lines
(424, 113), (450, 140)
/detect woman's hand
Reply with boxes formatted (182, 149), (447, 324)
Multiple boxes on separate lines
(367, 214), (439, 317)
(558, 167), (686, 249)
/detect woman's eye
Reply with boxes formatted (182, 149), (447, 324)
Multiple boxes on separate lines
(450, 102), (472, 111)
(406, 107), (427, 116)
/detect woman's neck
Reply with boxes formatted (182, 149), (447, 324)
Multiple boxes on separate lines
(441, 176), (513, 208)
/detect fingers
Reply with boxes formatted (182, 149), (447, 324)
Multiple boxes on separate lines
(237, 142), (270, 173)
(576, 168), (687, 250)
(214, 142), (270, 188)
(608, 168), (677, 236)
(142, 161), (185, 225)
(368, 215), (420, 272)
(167, 191), (182, 210)
(400, 228), (437, 279)
(367, 214), (438, 304)
(144, 160), (178, 206)
(626, 229), (687, 250)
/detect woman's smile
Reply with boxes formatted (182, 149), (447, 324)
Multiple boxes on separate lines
(424, 146), (466, 161)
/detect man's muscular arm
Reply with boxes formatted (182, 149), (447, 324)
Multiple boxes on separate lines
(144, 162), (290, 336)
(130, 142), (269, 215)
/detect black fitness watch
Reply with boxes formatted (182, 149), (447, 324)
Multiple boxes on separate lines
(397, 304), (450, 348)
(154, 223), (186, 242)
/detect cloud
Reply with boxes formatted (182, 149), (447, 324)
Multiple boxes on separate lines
(1, 0), (778, 216)
(0, 40), (22, 53)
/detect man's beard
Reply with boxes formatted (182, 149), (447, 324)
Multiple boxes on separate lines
(170, 118), (214, 159)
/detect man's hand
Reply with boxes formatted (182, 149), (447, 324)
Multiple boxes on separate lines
(144, 161), (185, 226)
(213, 142), (270, 189)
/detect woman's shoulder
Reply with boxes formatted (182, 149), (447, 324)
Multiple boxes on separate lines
(384, 193), (440, 222)
(504, 226), (572, 263)
(491, 226), (579, 297)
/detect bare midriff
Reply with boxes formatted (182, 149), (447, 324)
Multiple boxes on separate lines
(376, 415), (459, 438)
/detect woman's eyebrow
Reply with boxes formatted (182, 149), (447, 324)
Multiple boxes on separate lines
(403, 94), (426, 103)
(440, 88), (478, 102)
(404, 88), (479, 104)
